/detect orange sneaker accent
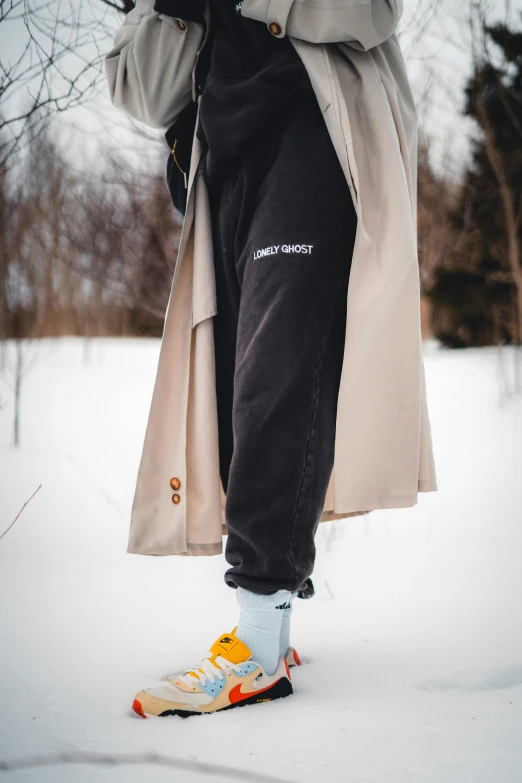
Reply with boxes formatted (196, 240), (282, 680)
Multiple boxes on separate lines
(293, 649), (301, 666)
(284, 658), (291, 680)
(132, 699), (147, 719)
(229, 678), (282, 705)
(208, 632), (252, 665)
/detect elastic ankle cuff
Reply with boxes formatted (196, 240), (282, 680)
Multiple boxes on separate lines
(236, 587), (292, 611)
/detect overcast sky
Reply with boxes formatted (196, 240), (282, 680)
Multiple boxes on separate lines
(1, 0), (521, 178)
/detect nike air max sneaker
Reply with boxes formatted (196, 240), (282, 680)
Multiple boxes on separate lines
(132, 632), (293, 718)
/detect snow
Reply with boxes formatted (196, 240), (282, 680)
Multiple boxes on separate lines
(1, 338), (521, 783)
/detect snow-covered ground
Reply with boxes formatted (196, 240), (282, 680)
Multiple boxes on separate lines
(1, 338), (521, 783)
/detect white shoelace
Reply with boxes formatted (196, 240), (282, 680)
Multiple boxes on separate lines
(177, 654), (243, 689)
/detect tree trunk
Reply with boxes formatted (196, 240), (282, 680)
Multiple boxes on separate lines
(478, 99), (522, 347)
(14, 338), (22, 447)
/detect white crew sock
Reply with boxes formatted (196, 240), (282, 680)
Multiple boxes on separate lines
(235, 587), (292, 676)
(279, 592), (297, 659)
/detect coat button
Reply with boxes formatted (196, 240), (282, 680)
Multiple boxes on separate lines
(176, 19), (187, 31)
(172, 493), (181, 504)
(170, 477), (181, 490)
(268, 22), (282, 36)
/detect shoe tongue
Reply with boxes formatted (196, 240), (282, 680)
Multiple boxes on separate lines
(209, 632), (251, 665)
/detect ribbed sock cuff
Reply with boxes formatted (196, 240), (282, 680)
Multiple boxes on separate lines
(279, 592), (297, 658)
(236, 588), (292, 676)
(236, 588), (292, 612)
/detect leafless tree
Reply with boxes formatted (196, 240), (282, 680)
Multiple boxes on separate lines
(0, 137), (37, 445)
(470, 1), (522, 387)
(1, 115), (182, 341)
(59, 138), (182, 326)
(0, 0), (135, 165)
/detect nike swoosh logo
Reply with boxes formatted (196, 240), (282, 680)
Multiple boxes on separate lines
(229, 678), (281, 705)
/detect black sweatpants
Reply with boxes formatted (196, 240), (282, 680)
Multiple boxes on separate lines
(205, 94), (358, 595)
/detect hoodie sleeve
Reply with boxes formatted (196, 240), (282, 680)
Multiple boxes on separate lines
(105, 0), (206, 130)
(240, 0), (403, 50)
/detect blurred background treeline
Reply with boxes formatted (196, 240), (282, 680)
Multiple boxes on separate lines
(0, 0), (521, 349)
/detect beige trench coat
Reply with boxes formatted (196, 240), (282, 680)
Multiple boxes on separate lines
(106, 0), (437, 556)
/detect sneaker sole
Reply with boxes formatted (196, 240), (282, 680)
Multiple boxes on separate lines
(132, 677), (293, 719)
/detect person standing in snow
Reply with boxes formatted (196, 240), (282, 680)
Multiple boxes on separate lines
(105, 0), (437, 718)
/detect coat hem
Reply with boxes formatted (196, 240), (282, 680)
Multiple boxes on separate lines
(184, 541), (222, 555)
(127, 541), (222, 556)
(333, 483), (437, 515)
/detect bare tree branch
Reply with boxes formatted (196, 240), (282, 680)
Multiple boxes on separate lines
(0, 0), (129, 165)
(0, 751), (295, 783)
(0, 484), (42, 541)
